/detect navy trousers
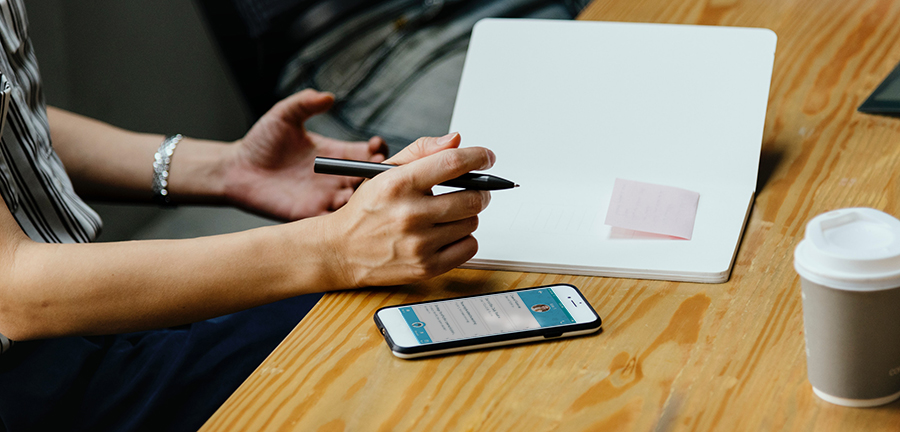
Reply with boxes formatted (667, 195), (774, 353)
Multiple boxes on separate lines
(0, 294), (321, 432)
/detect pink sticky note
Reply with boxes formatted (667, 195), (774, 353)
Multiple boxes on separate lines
(604, 178), (700, 240)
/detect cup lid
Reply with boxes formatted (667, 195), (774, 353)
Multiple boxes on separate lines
(794, 207), (900, 291)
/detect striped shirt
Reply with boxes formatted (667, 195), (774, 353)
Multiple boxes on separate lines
(0, 0), (103, 353)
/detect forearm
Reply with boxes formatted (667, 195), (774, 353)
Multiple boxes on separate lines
(48, 106), (232, 204)
(1, 219), (339, 340)
(0, 133), (494, 341)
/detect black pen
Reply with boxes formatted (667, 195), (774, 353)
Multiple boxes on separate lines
(314, 157), (519, 190)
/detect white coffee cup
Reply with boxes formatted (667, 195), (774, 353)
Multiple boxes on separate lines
(794, 207), (900, 407)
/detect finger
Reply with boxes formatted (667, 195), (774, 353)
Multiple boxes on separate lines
(307, 132), (387, 163)
(429, 216), (480, 250)
(432, 235), (479, 272)
(400, 146), (496, 192)
(425, 189), (490, 224)
(271, 89), (335, 125)
(342, 175), (364, 190)
(368, 136), (388, 161)
(330, 187), (356, 211)
(385, 132), (462, 166)
(307, 130), (368, 148)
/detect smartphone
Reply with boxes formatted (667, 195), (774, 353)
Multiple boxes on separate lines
(374, 283), (602, 359)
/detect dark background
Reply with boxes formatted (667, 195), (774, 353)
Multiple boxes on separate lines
(25, 1), (277, 241)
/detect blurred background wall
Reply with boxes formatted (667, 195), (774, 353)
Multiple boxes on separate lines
(25, 1), (277, 241)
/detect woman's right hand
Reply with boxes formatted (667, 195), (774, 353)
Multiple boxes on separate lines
(317, 132), (495, 288)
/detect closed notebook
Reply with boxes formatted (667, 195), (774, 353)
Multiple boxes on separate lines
(449, 19), (777, 283)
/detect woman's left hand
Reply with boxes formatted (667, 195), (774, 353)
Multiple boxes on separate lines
(223, 89), (387, 220)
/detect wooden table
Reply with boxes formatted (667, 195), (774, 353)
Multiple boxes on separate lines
(202, 1), (900, 430)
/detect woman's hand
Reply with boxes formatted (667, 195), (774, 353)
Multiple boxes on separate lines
(317, 132), (495, 288)
(223, 89), (387, 221)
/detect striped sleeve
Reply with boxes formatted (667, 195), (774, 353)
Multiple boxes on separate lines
(0, 0), (101, 243)
(0, 0), (103, 354)
(0, 334), (11, 354)
(0, 70), (9, 354)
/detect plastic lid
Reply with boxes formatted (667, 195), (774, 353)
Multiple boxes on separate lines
(794, 208), (900, 291)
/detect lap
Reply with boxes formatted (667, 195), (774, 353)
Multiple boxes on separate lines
(0, 294), (321, 432)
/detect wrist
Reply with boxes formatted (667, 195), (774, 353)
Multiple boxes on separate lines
(164, 137), (233, 205)
(276, 215), (358, 293)
(309, 214), (358, 290)
(151, 134), (183, 205)
(218, 138), (256, 210)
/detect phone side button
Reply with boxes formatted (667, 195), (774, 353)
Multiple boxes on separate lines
(544, 333), (563, 338)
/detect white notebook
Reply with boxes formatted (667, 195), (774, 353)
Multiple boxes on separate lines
(449, 19), (777, 283)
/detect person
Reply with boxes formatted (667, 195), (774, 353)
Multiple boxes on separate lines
(531, 304), (551, 313)
(0, 1), (492, 430)
(200, 0), (590, 153)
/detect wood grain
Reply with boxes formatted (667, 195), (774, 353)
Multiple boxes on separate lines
(202, 0), (900, 430)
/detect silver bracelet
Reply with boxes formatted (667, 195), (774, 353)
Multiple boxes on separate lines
(152, 134), (183, 206)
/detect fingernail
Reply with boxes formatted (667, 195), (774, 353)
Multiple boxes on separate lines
(486, 149), (496, 168)
(437, 132), (458, 147)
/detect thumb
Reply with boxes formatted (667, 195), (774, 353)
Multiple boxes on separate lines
(386, 132), (461, 166)
(270, 89), (335, 125)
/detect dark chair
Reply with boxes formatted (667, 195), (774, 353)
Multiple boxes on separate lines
(193, 0), (370, 119)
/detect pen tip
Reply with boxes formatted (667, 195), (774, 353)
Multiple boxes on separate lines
(514, 184), (520, 188)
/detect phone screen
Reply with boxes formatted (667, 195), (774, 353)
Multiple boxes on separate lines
(394, 287), (581, 345)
